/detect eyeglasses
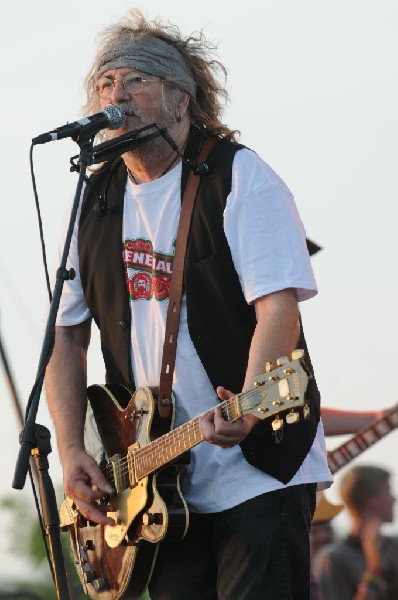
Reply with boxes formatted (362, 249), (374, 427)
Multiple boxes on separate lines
(94, 73), (162, 99)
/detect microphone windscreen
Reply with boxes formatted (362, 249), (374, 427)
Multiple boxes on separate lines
(103, 105), (126, 130)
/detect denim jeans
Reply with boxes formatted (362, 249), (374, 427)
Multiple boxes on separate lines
(148, 483), (317, 600)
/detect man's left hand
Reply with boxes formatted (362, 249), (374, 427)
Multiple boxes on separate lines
(199, 386), (257, 448)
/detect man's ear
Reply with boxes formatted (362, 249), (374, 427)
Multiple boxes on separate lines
(176, 92), (190, 120)
(366, 495), (381, 515)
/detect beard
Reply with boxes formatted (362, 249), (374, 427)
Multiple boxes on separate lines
(105, 98), (180, 162)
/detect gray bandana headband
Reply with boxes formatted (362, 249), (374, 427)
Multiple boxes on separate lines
(95, 35), (197, 98)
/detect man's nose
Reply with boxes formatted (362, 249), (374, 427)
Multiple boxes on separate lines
(110, 80), (131, 103)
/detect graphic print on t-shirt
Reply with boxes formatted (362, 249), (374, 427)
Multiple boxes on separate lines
(123, 237), (175, 301)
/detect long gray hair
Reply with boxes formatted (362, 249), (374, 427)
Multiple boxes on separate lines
(83, 9), (238, 141)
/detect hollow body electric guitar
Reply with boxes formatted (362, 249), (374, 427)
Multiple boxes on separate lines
(313, 404), (398, 522)
(60, 351), (309, 600)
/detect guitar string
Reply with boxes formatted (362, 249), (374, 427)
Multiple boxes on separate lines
(100, 380), (298, 486)
(104, 411), (398, 490)
(102, 405), (398, 488)
(100, 379), (305, 485)
(101, 387), (262, 484)
(109, 409), (398, 489)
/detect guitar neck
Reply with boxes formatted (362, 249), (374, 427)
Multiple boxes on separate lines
(99, 354), (308, 492)
(134, 416), (202, 480)
(327, 405), (398, 474)
(133, 395), (242, 482)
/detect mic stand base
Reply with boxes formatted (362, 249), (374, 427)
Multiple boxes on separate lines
(31, 424), (71, 599)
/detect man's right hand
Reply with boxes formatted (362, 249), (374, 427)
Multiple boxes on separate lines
(62, 448), (116, 526)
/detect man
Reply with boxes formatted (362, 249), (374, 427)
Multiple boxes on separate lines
(45, 9), (332, 599)
(313, 466), (398, 599)
(310, 408), (392, 600)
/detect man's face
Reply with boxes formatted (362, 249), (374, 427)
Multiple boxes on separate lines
(97, 67), (176, 137)
(370, 480), (396, 523)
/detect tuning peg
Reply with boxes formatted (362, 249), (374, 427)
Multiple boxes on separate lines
(283, 367), (295, 375)
(271, 417), (284, 431)
(286, 410), (300, 425)
(276, 356), (289, 367)
(291, 349), (304, 360)
(253, 379), (266, 388)
(268, 374), (279, 381)
(303, 404), (310, 420)
(264, 361), (273, 373)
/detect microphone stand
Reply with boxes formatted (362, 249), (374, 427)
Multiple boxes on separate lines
(12, 134), (96, 600)
(12, 123), (188, 599)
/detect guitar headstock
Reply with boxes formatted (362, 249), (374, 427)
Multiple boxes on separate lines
(239, 349), (309, 429)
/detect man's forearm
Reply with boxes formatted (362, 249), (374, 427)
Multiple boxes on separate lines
(321, 408), (386, 436)
(45, 321), (91, 460)
(243, 288), (300, 391)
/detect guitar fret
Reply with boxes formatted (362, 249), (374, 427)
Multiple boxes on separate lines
(327, 457), (338, 472)
(231, 397), (241, 421)
(363, 430), (378, 445)
(389, 412), (398, 426)
(135, 417), (202, 480)
(331, 450), (347, 468)
(346, 440), (361, 457)
(355, 436), (370, 451)
(327, 406), (398, 475)
(375, 420), (391, 436)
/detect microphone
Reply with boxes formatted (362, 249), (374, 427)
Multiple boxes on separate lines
(32, 105), (125, 145)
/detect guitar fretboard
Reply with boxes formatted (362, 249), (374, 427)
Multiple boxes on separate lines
(100, 361), (307, 493)
(104, 395), (243, 490)
(327, 405), (398, 474)
(134, 417), (202, 481)
(134, 394), (246, 481)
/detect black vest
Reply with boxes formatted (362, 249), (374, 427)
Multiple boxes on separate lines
(78, 137), (320, 483)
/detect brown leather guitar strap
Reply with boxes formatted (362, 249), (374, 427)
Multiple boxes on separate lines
(157, 137), (216, 417)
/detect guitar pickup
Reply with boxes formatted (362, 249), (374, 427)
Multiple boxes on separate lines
(109, 453), (129, 492)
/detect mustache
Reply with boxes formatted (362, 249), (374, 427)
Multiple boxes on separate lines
(116, 102), (145, 121)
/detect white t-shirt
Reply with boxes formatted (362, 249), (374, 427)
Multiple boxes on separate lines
(57, 148), (332, 512)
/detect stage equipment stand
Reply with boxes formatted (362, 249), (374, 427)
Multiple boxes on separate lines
(12, 135), (96, 600)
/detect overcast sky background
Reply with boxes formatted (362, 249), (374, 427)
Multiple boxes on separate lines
(1, 0), (398, 585)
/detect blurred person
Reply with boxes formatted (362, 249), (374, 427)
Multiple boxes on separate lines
(310, 407), (396, 600)
(310, 517), (336, 600)
(311, 517), (336, 560)
(313, 465), (398, 599)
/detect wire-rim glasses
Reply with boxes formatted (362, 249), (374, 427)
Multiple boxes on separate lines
(94, 73), (162, 99)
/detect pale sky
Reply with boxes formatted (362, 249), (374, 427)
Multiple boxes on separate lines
(1, 0), (397, 584)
